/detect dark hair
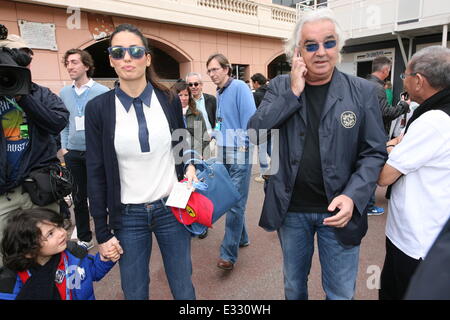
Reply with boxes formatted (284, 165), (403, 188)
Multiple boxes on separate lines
(372, 56), (392, 73)
(171, 80), (199, 116)
(206, 53), (232, 76)
(251, 73), (267, 85)
(1, 208), (64, 272)
(0, 24), (8, 40)
(109, 24), (171, 96)
(63, 48), (95, 78)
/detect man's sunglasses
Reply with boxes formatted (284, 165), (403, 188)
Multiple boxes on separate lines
(188, 82), (200, 87)
(304, 40), (337, 52)
(108, 46), (147, 60)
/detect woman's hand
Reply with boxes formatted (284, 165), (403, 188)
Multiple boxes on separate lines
(184, 164), (199, 189)
(98, 236), (123, 262)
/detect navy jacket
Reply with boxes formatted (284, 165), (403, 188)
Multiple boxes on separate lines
(203, 93), (217, 129)
(366, 74), (409, 134)
(248, 69), (387, 246)
(85, 88), (189, 244)
(0, 83), (69, 195)
(404, 217), (450, 300)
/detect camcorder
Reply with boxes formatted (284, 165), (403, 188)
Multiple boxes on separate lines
(0, 25), (32, 97)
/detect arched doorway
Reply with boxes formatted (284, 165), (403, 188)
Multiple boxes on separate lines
(267, 54), (291, 80)
(84, 38), (185, 87)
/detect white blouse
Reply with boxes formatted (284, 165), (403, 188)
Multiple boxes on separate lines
(114, 91), (177, 204)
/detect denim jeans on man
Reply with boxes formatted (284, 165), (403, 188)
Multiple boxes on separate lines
(217, 147), (252, 264)
(64, 150), (92, 242)
(278, 212), (360, 300)
(114, 199), (195, 300)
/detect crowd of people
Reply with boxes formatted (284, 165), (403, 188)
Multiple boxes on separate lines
(0, 7), (449, 300)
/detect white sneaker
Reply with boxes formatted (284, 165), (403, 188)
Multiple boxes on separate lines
(77, 240), (94, 250)
(254, 175), (265, 183)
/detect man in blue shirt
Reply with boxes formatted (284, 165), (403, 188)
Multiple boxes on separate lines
(206, 53), (256, 270)
(59, 49), (109, 250)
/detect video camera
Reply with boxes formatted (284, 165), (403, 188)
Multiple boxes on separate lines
(0, 24), (32, 97)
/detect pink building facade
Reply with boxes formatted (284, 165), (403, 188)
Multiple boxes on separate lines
(1, 0), (288, 95)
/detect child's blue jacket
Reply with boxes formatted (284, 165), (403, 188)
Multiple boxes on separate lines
(0, 242), (115, 300)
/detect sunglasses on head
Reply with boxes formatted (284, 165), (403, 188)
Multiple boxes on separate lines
(304, 40), (337, 52)
(188, 82), (200, 87)
(108, 46), (147, 60)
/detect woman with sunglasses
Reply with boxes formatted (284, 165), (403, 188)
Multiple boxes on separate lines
(171, 80), (210, 159)
(84, 24), (197, 300)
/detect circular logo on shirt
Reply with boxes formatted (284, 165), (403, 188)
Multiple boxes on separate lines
(341, 111), (357, 128)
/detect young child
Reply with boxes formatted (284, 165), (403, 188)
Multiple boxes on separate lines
(0, 208), (115, 300)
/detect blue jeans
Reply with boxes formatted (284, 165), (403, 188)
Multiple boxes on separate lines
(367, 192), (376, 209)
(278, 212), (360, 300)
(218, 147), (252, 263)
(114, 200), (195, 300)
(257, 141), (270, 175)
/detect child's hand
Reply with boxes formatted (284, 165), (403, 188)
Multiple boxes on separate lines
(100, 253), (110, 262)
(100, 253), (119, 262)
(99, 236), (123, 262)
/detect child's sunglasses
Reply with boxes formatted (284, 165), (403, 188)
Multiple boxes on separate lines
(108, 46), (147, 60)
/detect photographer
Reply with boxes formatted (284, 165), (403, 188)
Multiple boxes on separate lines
(0, 28), (69, 266)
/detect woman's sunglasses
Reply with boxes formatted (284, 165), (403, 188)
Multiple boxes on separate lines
(108, 46), (147, 60)
(304, 40), (337, 52)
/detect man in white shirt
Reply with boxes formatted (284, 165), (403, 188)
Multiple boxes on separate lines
(59, 49), (109, 250)
(378, 45), (450, 300)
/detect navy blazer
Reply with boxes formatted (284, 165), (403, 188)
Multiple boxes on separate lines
(248, 69), (388, 246)
(203, 93), (217, 128)
(85, 87), (188, 244)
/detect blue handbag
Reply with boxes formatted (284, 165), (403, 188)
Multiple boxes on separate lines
(196, 158), (242, 223)
(186, 155), (242, 225)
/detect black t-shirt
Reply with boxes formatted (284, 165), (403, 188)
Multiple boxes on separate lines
(288, 82), (330, 213)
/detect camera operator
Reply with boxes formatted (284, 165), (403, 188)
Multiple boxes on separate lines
(0, 29), (69, 266)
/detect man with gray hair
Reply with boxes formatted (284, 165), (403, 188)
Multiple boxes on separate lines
(378, 45), (450, 300)
(185, 72), (216, 135)
(248, 8), (387, 299)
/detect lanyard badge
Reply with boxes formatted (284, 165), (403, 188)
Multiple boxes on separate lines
(20, 124), (29, 139)
(215, 117), (223, 131)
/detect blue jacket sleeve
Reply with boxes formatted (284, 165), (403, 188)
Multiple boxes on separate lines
(85, 97), (112, 244)
(18, 83), (69, 135)
(87, 253), (115, 282)
(247, 76), (302, 144)
(342, 84), (388, 214)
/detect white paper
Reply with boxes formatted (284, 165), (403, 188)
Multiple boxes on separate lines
(166, 182), (193, 208)
(75, 116), (85, 131)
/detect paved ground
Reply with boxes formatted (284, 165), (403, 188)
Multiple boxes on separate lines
(82, 165), (388, 300)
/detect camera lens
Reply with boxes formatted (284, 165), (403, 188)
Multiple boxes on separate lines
(0, 70), (17, 89)
(0, 65), (31, 96)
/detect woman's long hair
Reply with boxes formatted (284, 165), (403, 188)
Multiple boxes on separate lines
(109, 24), (171, 97)
(171, 80), (199, 116)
